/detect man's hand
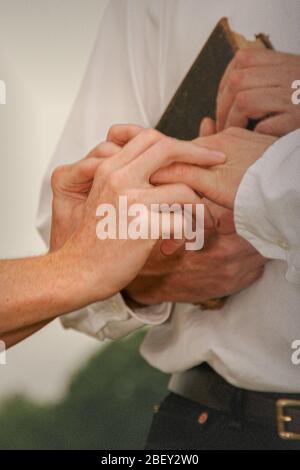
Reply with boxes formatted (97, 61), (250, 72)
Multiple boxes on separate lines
(152, 127), (276, 210)
(125, 229), (265, 305)
(2, 125), (225, 345)
(216, 49), (300, 136)
(122, 125), (267, 307)
(52, 126), (223, 302)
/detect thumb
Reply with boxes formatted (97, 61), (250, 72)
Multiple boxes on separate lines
(199, 117), (216, 137)
(107, 124), (144, 146)
(52, 157), (102, 195)
(69, 157), (103, 183)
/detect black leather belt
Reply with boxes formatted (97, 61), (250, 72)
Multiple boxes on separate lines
(168, 363), (300, 440)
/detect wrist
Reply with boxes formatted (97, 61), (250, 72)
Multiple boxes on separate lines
(50, 199), (75, 252)
(54, 237), (110, 308)
(47, 246), (97, 314)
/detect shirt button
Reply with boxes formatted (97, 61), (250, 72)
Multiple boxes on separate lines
(277, 240), (289, 250)
(111, 300), (121, 312)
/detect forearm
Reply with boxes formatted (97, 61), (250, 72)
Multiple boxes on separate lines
(2, 320), (50, 348)
(0, 249), (87, 336)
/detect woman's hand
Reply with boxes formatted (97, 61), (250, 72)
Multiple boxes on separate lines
(54, 125), (226, 303)
(151, 127), (276, 210)
(50, 139), (124, 251)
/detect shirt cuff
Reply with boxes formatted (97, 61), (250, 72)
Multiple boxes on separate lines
(234, 131), (300, 285)
(234, 165), (286, 261)
(61, 293), (172, 341)
(234, 136), (291, 261)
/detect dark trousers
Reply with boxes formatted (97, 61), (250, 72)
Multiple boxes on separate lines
(145, 392), (300, 450)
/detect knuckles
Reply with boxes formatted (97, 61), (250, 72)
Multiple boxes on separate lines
(227, 69), (245, 92)
(168, 162), (188, 180)
(51, 165), (67, 190)
(107, 124), (123, 141)
(95, 160), (112, 182)
(141, 127), (162, 142)
(234, 48), (257, 68)
(124, 187), (142, 205)
(235, 90), (250, 112)
(105, 169), (126, 193)
(222, 262), (240, 281)
(157, 136), (177, 157)
(213, 238), (240, 263)
(93, 141), (115, 158)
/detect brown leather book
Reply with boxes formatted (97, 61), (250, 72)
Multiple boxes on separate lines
(156, 17), (272, 139)
(156, 18), (272, 309)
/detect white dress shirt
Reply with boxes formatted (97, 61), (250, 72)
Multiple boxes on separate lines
(37, 0), (300, 392)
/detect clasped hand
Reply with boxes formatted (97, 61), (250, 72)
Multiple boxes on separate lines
(51, 124), (275, 308)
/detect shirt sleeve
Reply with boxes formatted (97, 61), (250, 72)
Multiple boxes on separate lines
(36, 0), (171, 340)
(234, 129), (300, 284)
(60, 294), (172, 341)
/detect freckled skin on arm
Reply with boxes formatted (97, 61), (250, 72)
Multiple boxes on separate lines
(0, 251), (84, 348)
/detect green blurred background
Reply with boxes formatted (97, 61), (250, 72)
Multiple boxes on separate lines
(0, 332), (169, 449)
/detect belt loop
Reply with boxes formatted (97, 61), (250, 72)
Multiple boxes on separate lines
(230, 389), (244, 430)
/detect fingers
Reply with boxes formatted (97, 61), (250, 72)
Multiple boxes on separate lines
(145, 183), (214, 228)
(151, 162), (214, 200)
(101, 132), (225, 189)
(106, 124), (144, 145)
(143, 183), (201, 206)
(151, 169), (216, 229)
(231, 49), (296, 68)
(199, 117), (216, 137)
(219, 49), (289, 97)
(87, 141), (121, 159)
(53, 139), (124, 195)
(160, 238), (186, 256)
(71, 157), (104, 181)
(51, 157), (103, 194)
(255, 112), (299, 137)
(217, 66), (284, 131)
(94, 128), (163, 186)
(105, 128), (164, 172)
(221, 126), (272, 143)
(144, 183), (213, 240)
(217, 49), (297, 131)
(127, 138), (225, 183)
(159, 199), (216, 254)
(224, 87), (287, 129)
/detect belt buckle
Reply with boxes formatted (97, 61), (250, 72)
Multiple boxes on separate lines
(276, 399), (300, 440)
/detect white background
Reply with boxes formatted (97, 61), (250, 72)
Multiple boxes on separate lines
(0, 0), (108, 403)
